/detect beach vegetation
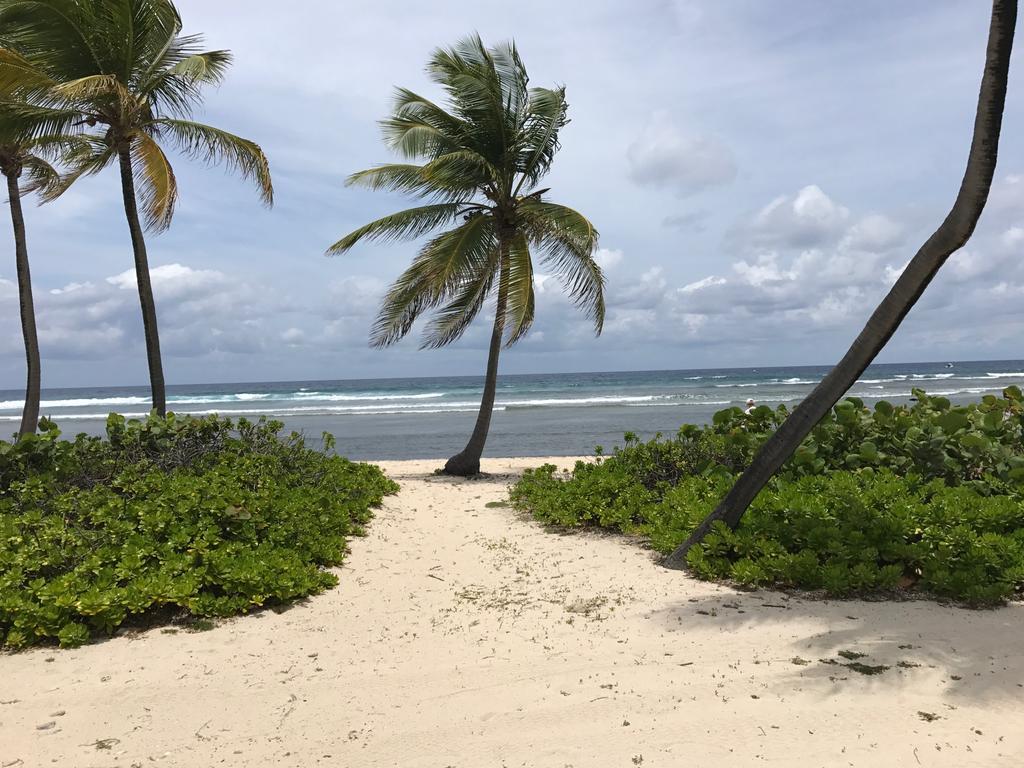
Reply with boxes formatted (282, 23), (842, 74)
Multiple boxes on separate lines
(329, 35), (604, 476)
(0, 413), (397, 649)
(510, 389), (1024, 605)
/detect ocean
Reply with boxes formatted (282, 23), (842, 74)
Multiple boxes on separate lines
(2, 359), (1022, 460)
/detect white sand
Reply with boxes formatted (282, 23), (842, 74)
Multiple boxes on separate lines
(2, 457), (1023, 767)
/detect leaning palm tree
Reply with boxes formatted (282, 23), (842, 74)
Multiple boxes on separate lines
(0, 100), (78, 436)
(330, 35), (604, 476)
(665, 0), (1017, 568)
(0, 0), (273, 416)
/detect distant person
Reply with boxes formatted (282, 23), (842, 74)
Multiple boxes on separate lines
(744, 398), (756, 414)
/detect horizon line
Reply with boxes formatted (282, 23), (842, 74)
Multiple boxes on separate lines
(3, 356), (1022, 393)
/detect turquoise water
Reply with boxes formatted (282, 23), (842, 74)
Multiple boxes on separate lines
(2, 359), (1022, 459)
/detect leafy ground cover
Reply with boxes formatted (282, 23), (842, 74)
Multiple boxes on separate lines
(0, 414), (397, 648)
(511, 388), (1024, 604)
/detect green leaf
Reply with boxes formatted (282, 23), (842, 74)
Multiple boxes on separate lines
(960, 433), (990, 451)
(859, 442), (880, 461)
(936, 410), (970, 433)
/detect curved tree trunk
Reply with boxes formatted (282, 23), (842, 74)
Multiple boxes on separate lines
(444, 252), (510, 477)
(5, 170), (40, 437)
(117, 146), (167, 417)
(665, 0), (1017, 569)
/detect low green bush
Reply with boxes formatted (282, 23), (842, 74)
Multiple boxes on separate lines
(510, 388), (1024, 605)
(0, 414), (398, 649)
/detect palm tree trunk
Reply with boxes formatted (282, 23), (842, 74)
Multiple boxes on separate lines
(5, 170), (40, 438)
(444, 250), (510, 477)
(665, 0), (1017, 569)
(117, 146), (167, 417)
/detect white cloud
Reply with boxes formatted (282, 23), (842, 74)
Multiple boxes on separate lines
(281, 327), (306, 345)
(106, 263), (229, 299)
(991, 281), (1024, 298)
(594, 248), (623, 270)
(49, 282), (91, 296)
(569, 180), (1024, 360)
(662, 210), (709, 231)
(1001, 226), (1024, 248)
(627, 112), (736, 196)
(842, 213), (905, 252)
(680, 275), (726, 293)
(613, 267), (668, 310)
(732, 253), (796, 286)
(740, 185), (850, 249)
(0, 263), (307, 363)
(883, 260), (911, 286)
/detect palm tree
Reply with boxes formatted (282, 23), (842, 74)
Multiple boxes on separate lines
(665, 0), (1017, 568)
(0, 0), (273, 416)
(330, 35), (604, 476)
(0, 100), (75, 436)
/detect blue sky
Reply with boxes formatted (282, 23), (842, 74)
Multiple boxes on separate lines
(2, 0), (1023, 388)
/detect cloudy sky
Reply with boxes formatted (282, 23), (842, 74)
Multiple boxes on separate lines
(2, 0), (1023, 389)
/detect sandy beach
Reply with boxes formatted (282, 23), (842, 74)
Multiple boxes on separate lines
(2, 457), (1023, 768)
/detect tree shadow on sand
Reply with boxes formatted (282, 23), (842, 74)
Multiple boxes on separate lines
(650, 590), (1024, 704)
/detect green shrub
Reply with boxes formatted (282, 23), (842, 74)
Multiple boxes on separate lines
(0, 414), (398, 649)
(702, 386), (1024, 486)
(511, 389), (1024, 605)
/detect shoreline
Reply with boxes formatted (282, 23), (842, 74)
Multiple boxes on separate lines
(3, 457), (1022, 767)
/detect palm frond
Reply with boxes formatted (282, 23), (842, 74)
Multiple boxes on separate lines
(418, 213), (499, 293)
(369, 259), (439, 349)
(151, 117), (272, 205)
(421, 149), (499, 191)
(0, 0), (105, 78)
(18, 152), (58, 195)
(38, 133), (115, 202)
(371, 214), (498, 347)
(53, 73), (135, 111)
(521, 199), (604, 334)
(427, 35), (512, 165)
(347, 162), (470, 202)
(383, 87), (465, 158)
(515, 86), (567, 192)
(502, 231), (535, 345)
(143, 69), (200, 116)
(137, 42), (228, 114)
(0, 96), (92, 200)
(487, 40), (529, 127)
(0, 45), (54, 97)
(381, 115), (458, 160)
(25, 129), (89, 158)
(132, 129), (177, 231)
(521, 198), (598, 251)
(0, 100), (82, 140)
(169, 49), (231, 84)
(123, 0), (185, 79)
(420, 268), (496, 349)
(327, 202), (467, 255)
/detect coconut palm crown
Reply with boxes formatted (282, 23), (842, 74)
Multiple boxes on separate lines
(0, 104), (66, 198)
(0, 0), (273, 417)
(329, 35), (604, 475)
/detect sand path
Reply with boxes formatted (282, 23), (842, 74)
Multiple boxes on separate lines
(2, 457), (1023, 767)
